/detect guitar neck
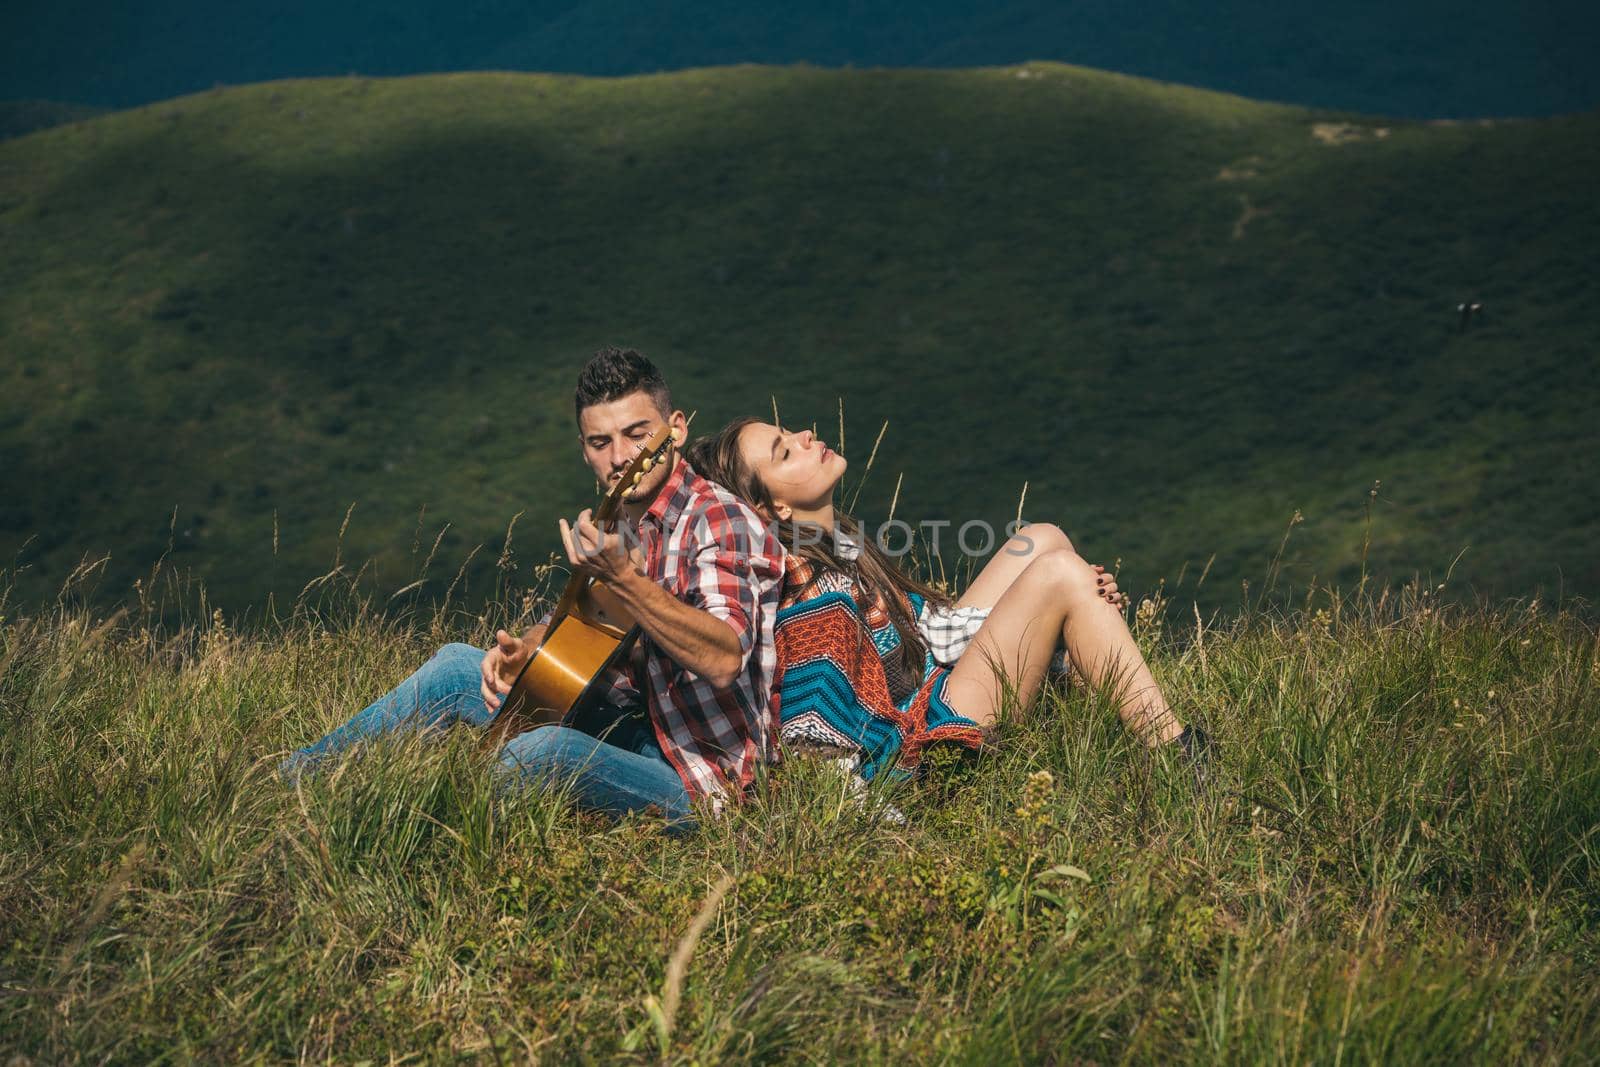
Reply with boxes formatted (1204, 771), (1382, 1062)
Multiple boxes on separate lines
(591, 490), (626, 526)
(549, 434), (673, 623)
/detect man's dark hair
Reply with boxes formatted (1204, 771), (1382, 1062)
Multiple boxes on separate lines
(574, 347), (672, 422)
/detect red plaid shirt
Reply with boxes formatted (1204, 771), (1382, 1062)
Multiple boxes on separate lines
(599, 458), (785, 801)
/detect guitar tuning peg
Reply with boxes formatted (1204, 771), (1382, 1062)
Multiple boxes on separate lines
(639, 457), (655, 473)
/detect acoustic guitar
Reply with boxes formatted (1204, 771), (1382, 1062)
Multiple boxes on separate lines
(482, 425), (674, 748)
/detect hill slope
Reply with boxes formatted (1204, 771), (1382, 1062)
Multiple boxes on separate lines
(2, 66), (1597, 615)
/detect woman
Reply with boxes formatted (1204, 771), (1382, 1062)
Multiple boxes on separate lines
(685, 418), (1211, 781)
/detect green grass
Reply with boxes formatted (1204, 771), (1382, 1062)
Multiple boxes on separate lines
(2, 570), (1597, 1062)
(1, 65), (1597, 620)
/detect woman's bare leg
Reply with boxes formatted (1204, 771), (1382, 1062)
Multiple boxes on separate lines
(940, 549), (1184, 744)
(956, 522), (1124, 614)
(955, 523), (1074, 611)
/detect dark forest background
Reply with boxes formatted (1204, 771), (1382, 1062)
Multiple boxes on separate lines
(5, 0), (1599, 119)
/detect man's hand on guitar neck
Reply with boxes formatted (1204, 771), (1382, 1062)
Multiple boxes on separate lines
(559, 507), (647, 586)
(480, 624), (547, 712)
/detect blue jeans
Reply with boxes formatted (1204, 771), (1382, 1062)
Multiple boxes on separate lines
(280, 643), (694, 827)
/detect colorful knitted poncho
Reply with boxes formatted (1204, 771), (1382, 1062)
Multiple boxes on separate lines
(773, 554), (984, 780)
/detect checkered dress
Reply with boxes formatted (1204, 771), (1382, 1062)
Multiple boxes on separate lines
(597, 459), (785, 802)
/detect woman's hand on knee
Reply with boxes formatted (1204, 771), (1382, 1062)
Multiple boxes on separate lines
(1092, 564), (1127, 608)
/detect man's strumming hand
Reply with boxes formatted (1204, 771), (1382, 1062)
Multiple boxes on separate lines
(480, 623), (546, 712)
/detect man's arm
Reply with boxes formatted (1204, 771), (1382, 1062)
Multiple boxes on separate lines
(606, 568), (744, 690)
(561, 508), (762, 691)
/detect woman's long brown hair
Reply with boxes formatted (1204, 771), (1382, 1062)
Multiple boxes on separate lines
(686, 416), (951, 682)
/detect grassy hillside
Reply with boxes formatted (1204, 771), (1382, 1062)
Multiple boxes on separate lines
(1, 65), (1597, 617)
(2, 587), (1597, 1059)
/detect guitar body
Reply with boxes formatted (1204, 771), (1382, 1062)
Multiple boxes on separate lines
(483, 427), (673, 749)
(480, 611), (640, 749)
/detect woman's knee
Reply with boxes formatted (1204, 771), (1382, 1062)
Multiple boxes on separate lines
(1025, 548), (1099, 601)
(1010, 522), (1074, 557)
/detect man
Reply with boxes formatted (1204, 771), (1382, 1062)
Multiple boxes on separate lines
(281, 348), (785, 825)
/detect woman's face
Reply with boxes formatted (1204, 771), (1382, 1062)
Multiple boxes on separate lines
(736, 420), (848, 521)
